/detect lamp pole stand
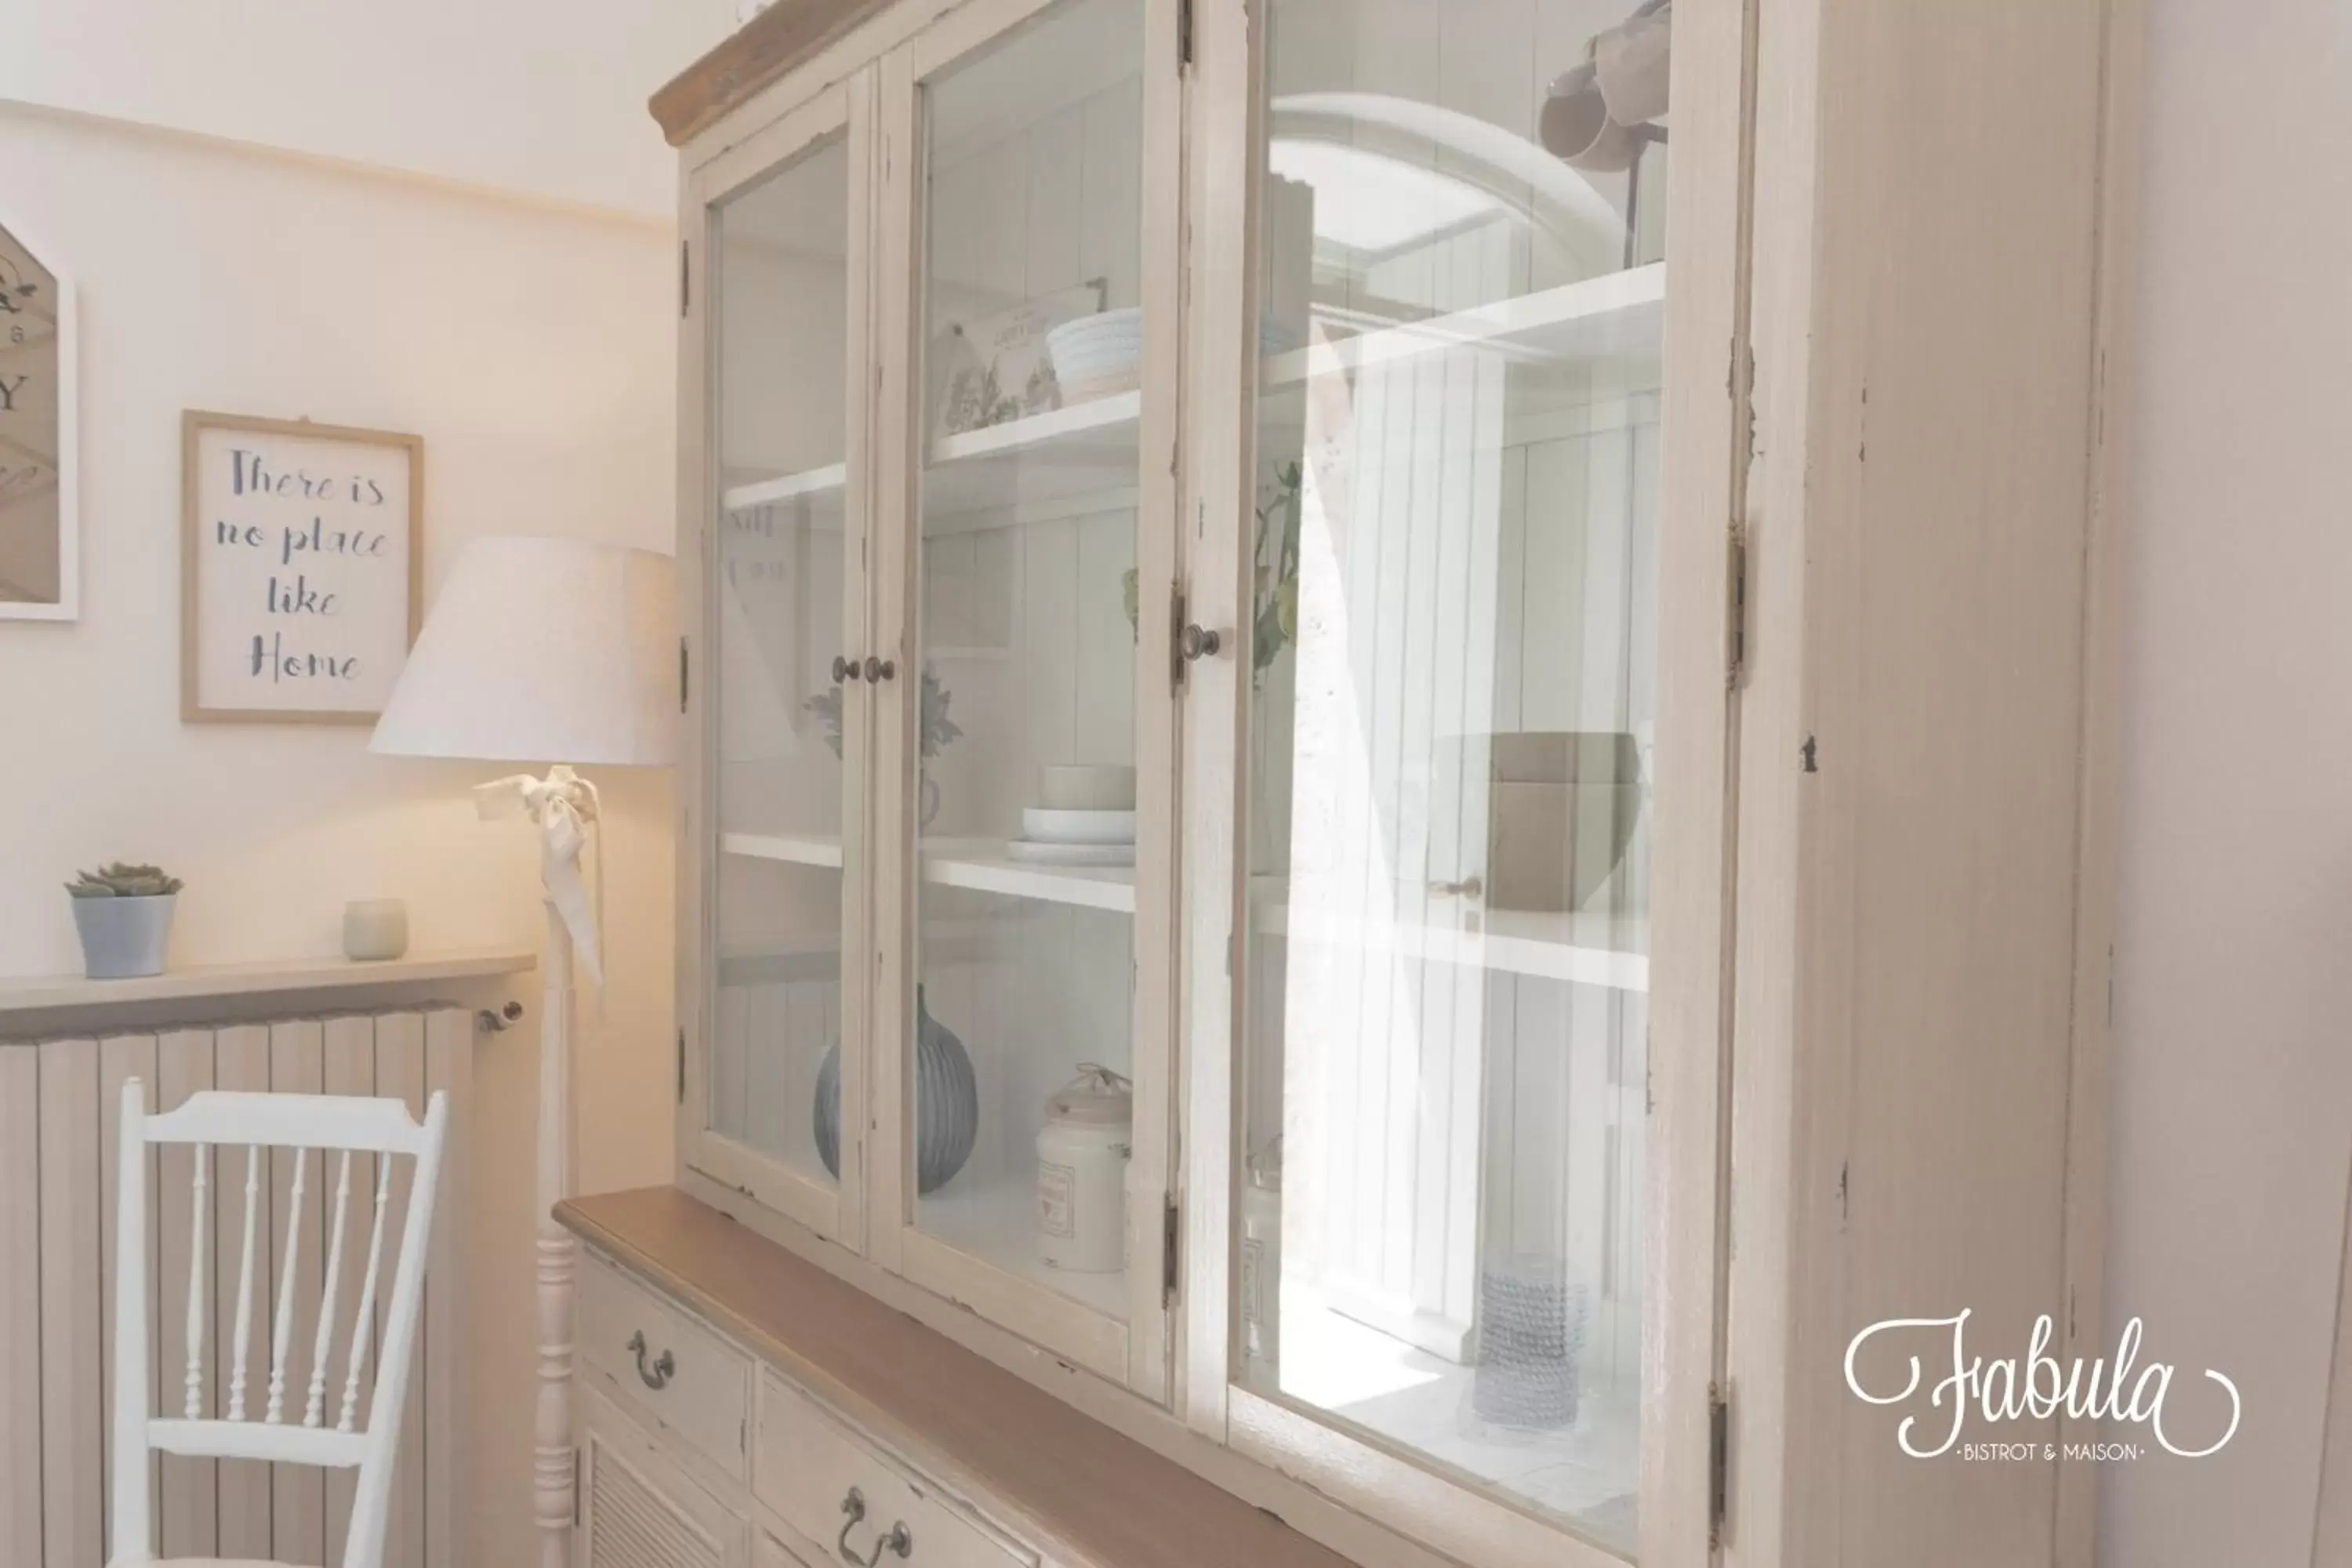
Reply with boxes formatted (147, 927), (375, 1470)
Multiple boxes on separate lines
(480, 765), (601, 1568)
(532, 895), (577, 1568)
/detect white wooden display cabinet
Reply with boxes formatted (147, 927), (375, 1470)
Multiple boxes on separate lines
(658, 0), (2140, 1564)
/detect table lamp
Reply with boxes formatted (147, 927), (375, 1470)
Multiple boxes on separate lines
(370, 535), (676, 1568)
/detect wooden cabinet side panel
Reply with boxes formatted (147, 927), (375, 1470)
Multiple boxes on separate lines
(1735, 2), (2122, 1566)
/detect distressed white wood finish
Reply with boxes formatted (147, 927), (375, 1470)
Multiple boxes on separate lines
(579, 1384), (751, 1568)
(663, 0), (2133, 1561)
(2053, 5), (2143, 1564)
(679, 77), (873, 1254)
(1728, 2), (2124, 1566)
(105, 1075), (450, 1568)
(859, 0), (1182, 1403)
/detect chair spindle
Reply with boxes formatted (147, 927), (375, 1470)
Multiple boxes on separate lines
(265, 1146), (309, 1425)
(184, 1144), (209, 1419)
(340, 1157), (395, 1433)
(229, 1144), (262, 1421)
(304, 1150), (355, 1427)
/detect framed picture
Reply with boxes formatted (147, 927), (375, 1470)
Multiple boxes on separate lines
(0, 218), (77, 620)
(181, 410), (423, 724)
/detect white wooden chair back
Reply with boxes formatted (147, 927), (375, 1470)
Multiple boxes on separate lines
(108, 1082), (450, 1568)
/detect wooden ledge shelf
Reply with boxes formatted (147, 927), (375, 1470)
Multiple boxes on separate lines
(0, 946), (535, 1030)
(558, 1186), (1353, 1568)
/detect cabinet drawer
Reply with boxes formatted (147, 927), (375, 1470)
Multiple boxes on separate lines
(755, 1372), (1035, 1568)
(580, 1252), (753, 1482)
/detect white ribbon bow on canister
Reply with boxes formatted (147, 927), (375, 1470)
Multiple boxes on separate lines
(474, 765), (606, 989)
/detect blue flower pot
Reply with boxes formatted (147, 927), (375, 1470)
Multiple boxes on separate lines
(71, 894), (176, 980)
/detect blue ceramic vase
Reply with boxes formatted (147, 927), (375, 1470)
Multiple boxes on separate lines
(813, 986), (977, 1194)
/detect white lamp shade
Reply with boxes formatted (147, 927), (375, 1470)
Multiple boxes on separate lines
(371, 535), (678, 767)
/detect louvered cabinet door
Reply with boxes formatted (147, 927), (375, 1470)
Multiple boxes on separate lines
(580, 1388), (750, 1568)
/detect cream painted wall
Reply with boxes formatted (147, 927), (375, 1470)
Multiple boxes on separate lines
(0, 103), (680, 1566)
(2, 0), (728, 217)
(2102, 2), (2352, 1563)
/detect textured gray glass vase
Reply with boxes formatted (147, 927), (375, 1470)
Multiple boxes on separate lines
(814, 986), (977, 1194)
(71, 893), (176, 980)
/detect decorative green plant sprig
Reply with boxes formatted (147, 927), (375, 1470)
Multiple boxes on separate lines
(1120, 461), (1303, 688)
(66, 862), (183, 898)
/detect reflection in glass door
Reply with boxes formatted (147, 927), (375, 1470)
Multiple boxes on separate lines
(1239, 0), (1666, 1552)
(900, 0), (1155, 1340)
(704, 123), (862, 1232)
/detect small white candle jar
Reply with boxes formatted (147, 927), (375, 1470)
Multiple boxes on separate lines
(1036, 1065), (1132, 1274)
(343, 898), (410, 962)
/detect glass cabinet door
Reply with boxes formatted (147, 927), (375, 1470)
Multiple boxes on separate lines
(1229, 0), (1687, 1557)
(692, 90), (871, 1249)
(872, 0), (1177, 1395)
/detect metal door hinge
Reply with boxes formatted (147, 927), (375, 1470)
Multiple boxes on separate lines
(680, 637), (690, 713)
(1709, 1381), (1731, 1545)
(1170, 586), (1189, 691)
(676, 1027), (687, 1105)
(680, 239), (691, 318)
(1162, 1197), (1181, 1305)
(1178, 0), (1195, 67)
(1726, 528), (1749, 688)
(573, 1445), (583, 1528)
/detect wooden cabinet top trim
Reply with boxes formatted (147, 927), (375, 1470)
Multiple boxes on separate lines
(557, 1186), (1357, 1568)
(651, 0), (888, 147)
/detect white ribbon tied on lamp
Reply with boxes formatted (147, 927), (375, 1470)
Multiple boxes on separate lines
(475, 765), (607, 989)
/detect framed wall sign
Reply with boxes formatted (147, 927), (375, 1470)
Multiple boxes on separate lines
(0, 218), (77, 620)
(181, 410), (423, 724)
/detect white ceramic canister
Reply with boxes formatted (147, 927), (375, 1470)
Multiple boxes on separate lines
(1240, 1137), (1283, 1374)
(1036, 1065), (1132, 1273)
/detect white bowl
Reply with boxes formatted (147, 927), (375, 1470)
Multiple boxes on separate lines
(1022, 807), (1138, 844)
(1040, 764), (1138, 810)
(1060, 368), (1142, 403)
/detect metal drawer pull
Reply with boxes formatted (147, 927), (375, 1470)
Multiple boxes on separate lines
(625, 1330), (674, 1391)
(863, 655), (896, 682)
(837, 1486), (913, 1564)
(834, 655), (858, 682)
(1178, 622), (1221, 661)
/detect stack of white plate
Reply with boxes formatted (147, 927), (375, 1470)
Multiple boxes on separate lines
(1006, 807), (1136, 867)
(1048, 308), (1144, 403)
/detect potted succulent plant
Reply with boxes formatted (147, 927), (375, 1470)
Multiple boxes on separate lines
(64, 862), (183, 979)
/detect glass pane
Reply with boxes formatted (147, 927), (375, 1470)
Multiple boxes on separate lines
(1240, 0), (1664, 1552)
(909, 0), (1145, 1322)
(710, 132), (855, 1192)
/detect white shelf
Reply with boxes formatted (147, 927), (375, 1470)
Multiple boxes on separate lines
(721, 831), (845, 870)
(720, 392), (1145, 522)
(1263, 264), (1664, 388)
(1258, 901), (1648, 992)
(724, 832), (1134, 914)
(721, 462), (848, 515)
(918, 1176), (1127, 1319)
(925, 391), (1142, 517)
(723, 835), (1642, 985)
(0, 946), (538, 1025)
